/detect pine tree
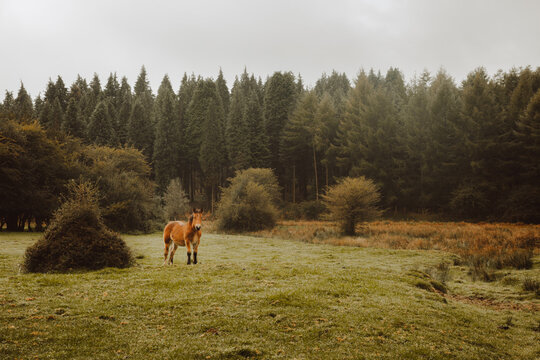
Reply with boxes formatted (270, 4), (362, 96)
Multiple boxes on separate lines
(55, 76), (68, 111)
(0, 91), (15, 121)
(216, 69), (230, 115)
(315, 93), (338, 188)
(87, 100), (115, 146)
(263, 72), (298, 173)
(280, 92), (319, 201)
(129, 66), (155, 159)
(62, 97), (86, 138)
(48, 98), (64, 133)
(199, 98), (226, 212)
(127, 98), (154, 158)
(153, 76), (181, 192)
(226, 85), (251, 171)
(14, 83), (34, 121)
(116, 77), (132, 145)
(245, 90), (270, 168)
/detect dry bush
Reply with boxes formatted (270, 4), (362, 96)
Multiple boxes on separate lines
(322, 177), (382, 235)
(22, 181), (133, 273)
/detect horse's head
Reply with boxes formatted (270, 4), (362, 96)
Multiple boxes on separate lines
(189, 208), (203, 231)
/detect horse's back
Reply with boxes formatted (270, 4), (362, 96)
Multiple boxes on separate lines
(163, 221), (186, 245)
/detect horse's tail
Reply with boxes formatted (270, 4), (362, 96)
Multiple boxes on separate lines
(163, 222), (173, 244)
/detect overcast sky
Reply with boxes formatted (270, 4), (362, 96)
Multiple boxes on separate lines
(1, 0), (539, 98)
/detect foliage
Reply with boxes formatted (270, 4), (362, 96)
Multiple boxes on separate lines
(79, 145), (156, 233)
(22, 181), (133, 272)
(0, 120), (73, 231)
(322, 177), (382, 235)
(162, 178), (190, 221)
(3, 65), (540, 221)
(216, 168), (280, 231)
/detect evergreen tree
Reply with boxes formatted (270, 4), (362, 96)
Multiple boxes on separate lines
(14, 83), (34, 121)
(0, 91), (15, 121)
(216, 68), (230, 115)
(55, 76), (68, 111)
(280, 91), (320, 201)
(199, 98), (226, 212)
(245, 90), (270, 168)
(153, 76), (181, 192)
(87, 100), (114, 146)
(127, 98), (154, 158)
(62, 97), (86, 138)
(48, 98), (64, 133)
(315, 93), (338, 188)
(116, 77), (132, 145)
(225, 85), (251, 171)
(263, 72), (298, 173)
(455, 68), (499, 216)
(129, 66), (155, 159)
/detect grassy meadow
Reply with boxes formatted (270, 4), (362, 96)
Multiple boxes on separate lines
(1, 225), (539, 359)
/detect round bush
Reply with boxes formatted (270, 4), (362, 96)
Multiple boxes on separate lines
(322, 176), (381, 235)
(22, 182), (133, 273)
(216, 168), (280, 231)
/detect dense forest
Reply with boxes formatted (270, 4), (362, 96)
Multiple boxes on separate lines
(1, 65), (539, 229)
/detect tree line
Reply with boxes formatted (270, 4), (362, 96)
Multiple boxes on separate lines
(1, 65), (539, 223)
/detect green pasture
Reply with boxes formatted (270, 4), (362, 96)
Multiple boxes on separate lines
(0, 232), (538, 359)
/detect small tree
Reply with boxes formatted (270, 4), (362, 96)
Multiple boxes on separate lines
(163, 178), (190, 221)
(322, 177), (381, 235)
(216, 168), (280, 231)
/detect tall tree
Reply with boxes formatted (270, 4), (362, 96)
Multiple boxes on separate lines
(62, 97), (86, 138)
(116, 76), (132, 145)
(129, 66), (155, 159)
(153, 75), (181, 192)
(87, 100), (115, 146)
(14, 83), (34, 121)
(199, 98), (226, 212)
(281, 91), (320, 201)
(225, 84), (251, 171)
(216, 68), (230, 115)
(263, 72), (298, 175)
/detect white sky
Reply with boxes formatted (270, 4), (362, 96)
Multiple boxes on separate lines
(1, 0), (539, 98)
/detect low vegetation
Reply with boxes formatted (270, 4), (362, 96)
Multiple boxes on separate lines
(250, 220), (540, 278)
(22, 182), (133, 273)
(322, 176), (382, 235)
(215, 168), (280, 231)
(0, 230), (538, 359)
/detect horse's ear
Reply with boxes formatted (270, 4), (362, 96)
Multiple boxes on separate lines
(192, 208), (196, 214)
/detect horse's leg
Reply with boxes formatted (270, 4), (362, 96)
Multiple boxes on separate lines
(186, 241), (192, 265)
(169, 243), (178, 265)
(193, 241), (199, 264)
(163, 239), (171, 266)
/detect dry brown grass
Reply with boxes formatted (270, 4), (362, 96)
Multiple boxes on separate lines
(248, 220), (540, 273)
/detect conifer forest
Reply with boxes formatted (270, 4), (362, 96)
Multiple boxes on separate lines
(1, 66), (539, 230)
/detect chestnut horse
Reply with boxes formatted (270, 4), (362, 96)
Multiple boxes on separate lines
(162, 208), (203, 265)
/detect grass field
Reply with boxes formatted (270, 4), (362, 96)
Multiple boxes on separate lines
(1, 229), (539, 359)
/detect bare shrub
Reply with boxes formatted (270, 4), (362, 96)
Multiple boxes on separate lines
(322, 177), (382, 235)
(162, 178), (190, 221)
(22, 181), (133, 273)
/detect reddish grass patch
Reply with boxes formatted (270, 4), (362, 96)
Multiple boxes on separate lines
(248, 220), (540, 272)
